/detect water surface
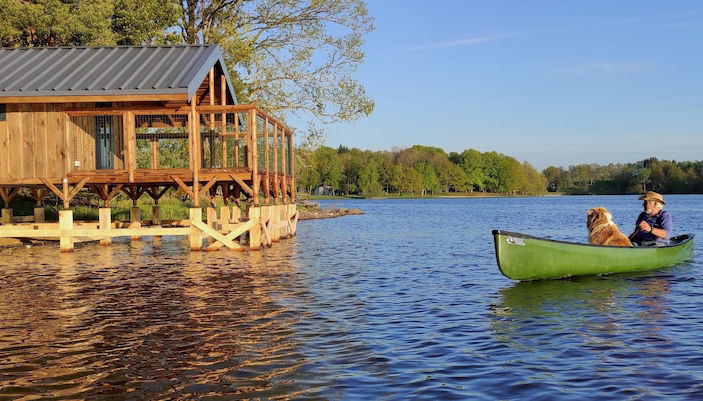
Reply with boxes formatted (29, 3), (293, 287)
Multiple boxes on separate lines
(1, 195), (702, 400)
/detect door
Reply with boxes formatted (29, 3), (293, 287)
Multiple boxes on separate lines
(95, 116), (114, 169)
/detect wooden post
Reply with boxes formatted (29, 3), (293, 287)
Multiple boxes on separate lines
(130, 207), (141, 241)
(124, 112), (136, 183)
(221, 74), (227, 167)
(280, 204), (289, 239)
(248, 206), (261, 250)
(1, 208), (12, 224)
(231, 204), (241, 223)
(190, 95), (201, 207)
(59, 210), (74, 252)
(220, 205), (231, 225)
(152, 205), (161, 226)
(264, 119), (270, 204)
(250, 108), (259, 204)
(273, 123), (279, 204)
(33, 207), (45, 223)
(62, 177), (69, 209)
(290, 130), (296, 202)
(189, 208), (203, 251)
(281, 129), (287, 203)
(99, 208), (111, 246)
(150, 138), (159, 168)
(271, 203), (280, 242)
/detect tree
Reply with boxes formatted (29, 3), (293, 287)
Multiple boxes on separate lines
(315, 146), (343, 195)
(177, 0), (375, 125)
(459, 149), (485, 192)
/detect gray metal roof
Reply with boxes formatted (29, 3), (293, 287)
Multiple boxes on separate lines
(0, 45), (237, 102)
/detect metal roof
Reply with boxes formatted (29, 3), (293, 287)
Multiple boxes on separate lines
(0, 45), (237, 102)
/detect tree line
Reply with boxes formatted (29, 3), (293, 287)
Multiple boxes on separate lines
(296, 145), (547, 196)
(543, 158), (703, 194)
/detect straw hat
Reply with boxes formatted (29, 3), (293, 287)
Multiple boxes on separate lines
(638, 191), (666, 205)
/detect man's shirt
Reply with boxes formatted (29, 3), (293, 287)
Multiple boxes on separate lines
(633, 209), (672, 245)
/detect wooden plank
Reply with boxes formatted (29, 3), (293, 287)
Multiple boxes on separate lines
(8, 104), (22, 179)
(250, 109), (259, 203)
(203, 219), (256, 251)
(0, 107), (8, 179)
(32, 104), (48, 179)
(45, 104), (62, 179)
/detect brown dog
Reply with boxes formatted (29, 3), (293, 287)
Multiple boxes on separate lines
(587, 207), (633, 247)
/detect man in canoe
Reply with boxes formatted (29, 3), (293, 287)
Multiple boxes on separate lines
(629, 191), (672, 246)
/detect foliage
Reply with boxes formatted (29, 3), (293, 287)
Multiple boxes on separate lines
(296, 144), (549, 196)
(543, 158), (703, 194)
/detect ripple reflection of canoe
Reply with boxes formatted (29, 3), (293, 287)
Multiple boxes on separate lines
(492, 230), (694, 281)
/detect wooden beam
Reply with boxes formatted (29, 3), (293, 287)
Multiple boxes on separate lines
(66, 177), (91, 204)
(231, 175), (253, 197)
(40, 178), (66, 202)
(221, 74), (227, 167)
(203, 219), (256, 251)
(171, 175), (194, 199)
(124, 112), (136, 182)
(198, 178), (218, 199)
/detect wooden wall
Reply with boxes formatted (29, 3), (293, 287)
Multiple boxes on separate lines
(0, 104), (68, 181)
(0, 103), (125, 181)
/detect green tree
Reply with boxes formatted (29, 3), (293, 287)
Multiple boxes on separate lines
(315, 146), (343, 195)
(400, 167), (423, 195)
(459, 149), (485, 192)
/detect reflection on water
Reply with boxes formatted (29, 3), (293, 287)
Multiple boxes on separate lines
(1, 195), (703, 400)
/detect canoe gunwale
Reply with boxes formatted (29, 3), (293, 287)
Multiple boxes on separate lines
(492, 230), (694, 249)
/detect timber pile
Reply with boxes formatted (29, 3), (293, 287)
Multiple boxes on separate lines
(296, 199), (363, 220)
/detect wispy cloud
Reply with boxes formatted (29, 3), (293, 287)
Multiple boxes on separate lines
(561, 61), (654, 75)
(396, 33), (512, 53)
(604, 10), (703, 28)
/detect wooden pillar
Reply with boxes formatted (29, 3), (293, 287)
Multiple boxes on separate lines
(221, 75), (227, 167)
(124, 112), (136, 183)
(150, 138), (159, 169)
(273, 123), (279, 204)
(231, 204), (241, 223)
(33, 207), (45, 223)
(62, 178), (69, 209)
(190, 95), (201, 207)
(1, 208), (12, 224)
(281, 130), (288, 203)
(264, 119), (270, 204)
(271, 203), (280, 242)
(59, 210), (74, 252)
(250, 108), (259, 204)
(189, 208), (203, 251)
(280, 204), (289, 238)
(130, 207), (141, 241)
(152, 205), (161, 226)
(220, 205), (231, 225)
(99, 208), (111, 246)
(290, 131), (296, 202)
(248, 206), (261, 250)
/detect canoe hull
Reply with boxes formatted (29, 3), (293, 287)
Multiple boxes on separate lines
(493, 230), (694, 281)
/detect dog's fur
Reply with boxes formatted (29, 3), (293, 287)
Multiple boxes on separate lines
(587, 207), (633, 247)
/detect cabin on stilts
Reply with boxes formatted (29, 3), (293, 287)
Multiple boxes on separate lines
(0, 45), (298, 252)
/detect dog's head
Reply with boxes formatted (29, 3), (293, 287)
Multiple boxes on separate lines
(587, 207), (612, 231)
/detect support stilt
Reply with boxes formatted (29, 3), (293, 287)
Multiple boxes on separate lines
(130, 207), (141, 241)
(248, 206), (261, 250)
(99, 208), (111, 246)
(1, 208), (12, 224)
(59, 210), (74, 252)
(33, 207), (45, 223)
(189, 208), (203, 251)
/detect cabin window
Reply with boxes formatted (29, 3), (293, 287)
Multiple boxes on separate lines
(0, 104), (5, 121)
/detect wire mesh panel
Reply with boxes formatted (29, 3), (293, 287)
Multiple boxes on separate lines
(69, 114), (124, 171)
(223, 112), (248, 168)
(135, 114), (189, 169)
(286, 134), (293, 175)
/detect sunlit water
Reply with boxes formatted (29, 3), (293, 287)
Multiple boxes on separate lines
(1, 195), (702, 400)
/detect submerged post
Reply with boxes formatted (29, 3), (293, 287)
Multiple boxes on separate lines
(59, 210), (74, 252)
(189, 208), (203, 251)
(99, 208), (111, 246)
(248, 206), (261, 250)
(130, 207), (141, 241)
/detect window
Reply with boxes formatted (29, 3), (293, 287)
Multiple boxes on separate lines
(0, 104), (5, 121)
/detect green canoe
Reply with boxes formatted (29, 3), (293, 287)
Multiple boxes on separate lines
(493, 230), (694, 281)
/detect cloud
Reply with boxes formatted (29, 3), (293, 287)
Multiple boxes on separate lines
(560, 61), (654, 75)
(396, 33), (512, 53)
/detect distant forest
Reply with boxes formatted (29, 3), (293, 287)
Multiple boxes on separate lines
(296, 146), (703, 196)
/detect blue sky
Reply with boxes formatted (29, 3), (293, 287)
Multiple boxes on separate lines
(319, 0), (703, 170)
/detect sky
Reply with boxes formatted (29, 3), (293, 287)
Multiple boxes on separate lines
(316, 0), (703, 170)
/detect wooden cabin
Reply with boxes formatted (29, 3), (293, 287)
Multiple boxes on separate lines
(0, 45), (297, 252)
(0, 45), (295, 209)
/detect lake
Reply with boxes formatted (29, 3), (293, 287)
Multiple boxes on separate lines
(1, 195), (702, 400)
